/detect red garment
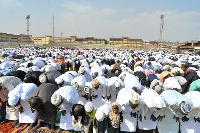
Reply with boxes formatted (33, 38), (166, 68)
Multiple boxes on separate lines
(135, 58), (141, 62)
(55, 58), (64, 63)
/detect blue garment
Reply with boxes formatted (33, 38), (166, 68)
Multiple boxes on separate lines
(0, 69), (14, 76)
(98, 119), (108, 133)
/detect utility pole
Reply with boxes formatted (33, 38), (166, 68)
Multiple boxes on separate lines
(52, 15), (55, 43)
(60, 33), (63, 44)
(26, 15), (30, 35)
(159, 15), (164, 48)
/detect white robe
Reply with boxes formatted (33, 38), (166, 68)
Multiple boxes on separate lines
(19, 100), (37, 123)
(157, 108), (179, 133)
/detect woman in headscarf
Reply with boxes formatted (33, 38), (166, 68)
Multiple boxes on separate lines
(107, 102), (121, 133)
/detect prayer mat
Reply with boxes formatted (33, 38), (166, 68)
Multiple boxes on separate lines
(29, 127), (51, 133)
(0, 122), (14, 133)
(9, 124), (27, 133)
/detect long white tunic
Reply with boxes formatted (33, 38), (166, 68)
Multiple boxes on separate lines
(53, 86), (79, 130)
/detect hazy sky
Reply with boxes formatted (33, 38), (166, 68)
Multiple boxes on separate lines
(0, 0), (199, 42)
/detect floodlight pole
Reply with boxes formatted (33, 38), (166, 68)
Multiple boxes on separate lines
(159, 15), (164, 45)
(52, 15), (55, 43)
(26, 15), (30, 35)
(61, 33), (63, 44)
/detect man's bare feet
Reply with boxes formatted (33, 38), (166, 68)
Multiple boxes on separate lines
(31, 124), (41, 131)
(0, 119), (9, 125)
(11, 120), (19, 128)
(27, 123), (34, 131)
(15, 123), (25, 128)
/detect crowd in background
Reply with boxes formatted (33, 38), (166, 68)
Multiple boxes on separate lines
(0, 47), (200, 133)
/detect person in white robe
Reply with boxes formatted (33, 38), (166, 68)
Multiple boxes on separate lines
(55, 73), (73, 87)
(123, 73), (144, 94)
(8, 83), (37, 129)
(138, 88), (166, 133)
(71, 75), (87, 98)
(116, 87), (141, 132)
(107, 77), (124, 102)
(78, 66), (93, 82)
(0, 76), (22, 127)
(91, 76), (108, 109)
(180, 91), (200, 133)
(95, 103), (111, 133)
(51, 86), (79, 132)
(158, 90), (193, 133)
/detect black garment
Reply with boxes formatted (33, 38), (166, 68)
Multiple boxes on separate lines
(45, 70), (61, 86)
(71, 104), (86, 124)
(183, 73), (200, 93)
(104, 72), (116, 79)
(28, 83), (57, 123)
(0, 100), (6, 122)
(13, 70), (26, 81)
(134, 71), (147, 86)
(107, 118), (120, 133)
(25, 71), (43, 86)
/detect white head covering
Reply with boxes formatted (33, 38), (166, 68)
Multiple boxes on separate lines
(79, 66), (85, 74)
(163, 77), (182, 92)
(39, 74), (47, 83)
(95, 109), (105, 122)
(115, 80), (121, 88)
(51, 93), (62, 106)
(85, 102), (94, 112)
(129, 92), (139, 104)
(180, 101), (192, 114)
(153, 95), (166, 108)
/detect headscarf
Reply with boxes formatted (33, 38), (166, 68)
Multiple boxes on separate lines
(158, 71), (174, 83)
(109, 102), (120, 128)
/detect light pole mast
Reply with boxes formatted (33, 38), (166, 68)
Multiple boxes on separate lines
(159, 15), (164, 44)
(52, 15), (55, 42)
(61, 33), (63, 44)
(26, 15), (30, 35)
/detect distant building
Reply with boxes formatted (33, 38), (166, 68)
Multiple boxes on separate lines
(0, 33), (33, 43)
(31, 36), (53, 44)
(32, 36), (106, 45)
(109, 37), (143, 48)
(177, 41), (200, 52)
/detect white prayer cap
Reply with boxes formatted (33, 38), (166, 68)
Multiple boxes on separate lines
(51, 93), (62, 106)
(95, 109), (105, 122)
(85, 102), (94, 112)
(115, 81), (121, 88)
(79, 66), (85, 74)
(39, 74), (47, 83)
(84, 87), (90, 94)
(188, 67), (197, 71)
(180, 101), (192, 114)
(129, 92), (139, 104)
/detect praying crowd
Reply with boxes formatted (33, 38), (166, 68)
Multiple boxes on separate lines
(0, 47), (200, 133)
